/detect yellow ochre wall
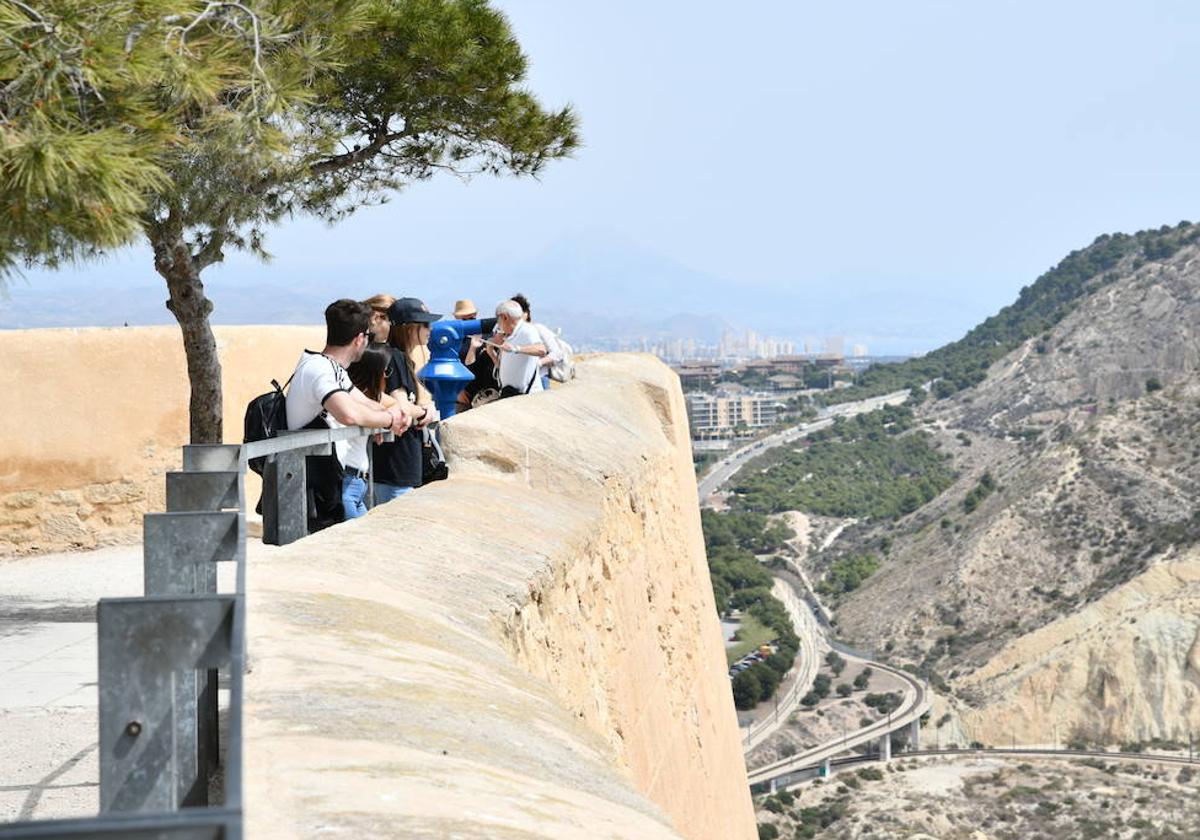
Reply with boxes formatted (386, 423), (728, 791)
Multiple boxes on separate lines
(0, 325), (323, 556)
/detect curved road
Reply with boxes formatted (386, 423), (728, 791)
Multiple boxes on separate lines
(696, 386), (927, 774)
(739, 576), (825, 753)
(783, 746), (1199, 786)
(740, 567), (926, 767)
(746, 638), (930, 787)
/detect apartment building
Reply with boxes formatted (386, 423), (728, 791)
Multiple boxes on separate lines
(685, 391), (783, 439)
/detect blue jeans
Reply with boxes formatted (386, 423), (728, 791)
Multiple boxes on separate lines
(373, 483), (412, 504)
(341, 475), (368, 519)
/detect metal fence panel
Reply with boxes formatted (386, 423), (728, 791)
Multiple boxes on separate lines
(0, 808), (241, 840)
(98, 596), (235, 813)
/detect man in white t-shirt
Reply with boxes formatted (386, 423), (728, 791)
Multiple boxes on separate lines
(492, 299), (547, 395)
(284, 299), (409, 529)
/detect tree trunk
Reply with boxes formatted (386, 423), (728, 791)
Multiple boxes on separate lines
(153, 232), (223, 444)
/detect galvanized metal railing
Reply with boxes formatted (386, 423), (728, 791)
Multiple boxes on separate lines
(0, 426), (390, 839)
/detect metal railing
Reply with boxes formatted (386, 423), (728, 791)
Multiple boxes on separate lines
(0, 426), (388, 839)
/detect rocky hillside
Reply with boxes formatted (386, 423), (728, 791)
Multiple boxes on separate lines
(827, 226), (1200, 746)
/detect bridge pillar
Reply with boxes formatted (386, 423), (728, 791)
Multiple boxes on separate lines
(768, 777), (777, 794)
(909, 718), (921, 751)
(879, 732), (891, 762)
(819, 757), (832, 778)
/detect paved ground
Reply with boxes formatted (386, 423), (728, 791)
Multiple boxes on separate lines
(0, 545), (238, 824)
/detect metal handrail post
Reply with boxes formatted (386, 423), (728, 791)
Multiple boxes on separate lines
(3, 424), (396, 839)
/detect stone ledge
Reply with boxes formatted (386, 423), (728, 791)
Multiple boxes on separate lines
(244, 354), (755, 839)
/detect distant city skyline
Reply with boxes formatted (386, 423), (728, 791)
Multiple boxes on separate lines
(618, 330), (857, 363)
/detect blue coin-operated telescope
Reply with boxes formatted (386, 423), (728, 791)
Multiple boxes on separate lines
(418, 318), (494, 419)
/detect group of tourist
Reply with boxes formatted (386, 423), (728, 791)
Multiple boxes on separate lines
(284, 294), (566, 530)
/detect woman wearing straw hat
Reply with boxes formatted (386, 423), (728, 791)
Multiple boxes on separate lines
(452, 298), (500, 411)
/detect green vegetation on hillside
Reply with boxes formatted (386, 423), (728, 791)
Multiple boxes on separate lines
(702, 510), (800, 710)
(823, 222), (1200, 405)
(702, 509), (794, 554)
(962, 472), (997, 514)
(817, 554), (882, 596)
(731, 405), (955, 519)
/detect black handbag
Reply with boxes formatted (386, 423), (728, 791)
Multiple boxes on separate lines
(422, 424), (449, 483)
(499, 366), (539, 399)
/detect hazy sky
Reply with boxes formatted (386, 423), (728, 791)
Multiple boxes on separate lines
(9, 0), (1200, 352)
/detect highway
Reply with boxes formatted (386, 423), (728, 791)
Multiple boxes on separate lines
(696, 389), (912, 504)
(762, 746), (1200, 791)
(694, 386), (927, 778)
(746, 633), (931, 787)
(739, 576), (826, 754)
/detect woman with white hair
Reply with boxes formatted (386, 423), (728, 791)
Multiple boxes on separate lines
(491, 299), (546, 395)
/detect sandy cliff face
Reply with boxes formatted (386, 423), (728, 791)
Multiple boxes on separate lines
(244, 355), (756, 839)
(954, 551), (1200, 746)
(0, 325), (323, 557)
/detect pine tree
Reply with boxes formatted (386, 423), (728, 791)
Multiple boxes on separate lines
(1, 0), (579, 442)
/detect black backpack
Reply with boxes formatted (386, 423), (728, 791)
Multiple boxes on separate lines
(243, 375), (293, 475)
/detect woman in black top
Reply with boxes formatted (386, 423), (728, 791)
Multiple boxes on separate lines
(372, 297), (440, 501)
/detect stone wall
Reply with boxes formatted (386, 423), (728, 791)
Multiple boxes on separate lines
(0, 326), (322, 557)
(243, 354), (756, 838)
(3, 329), (755, 835)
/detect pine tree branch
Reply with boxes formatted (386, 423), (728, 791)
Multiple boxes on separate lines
(165, 2), (268, 112)
(4, 0), (53, 32)
(193, 229), (228, 270)
(309, 121), (413, 176)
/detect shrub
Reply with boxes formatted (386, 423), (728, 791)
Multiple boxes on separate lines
(1146, 377), (1163, 393)
(756, 824), (779, 840)
(732, 670), (762, 710)
(818, 554), (882, 596)
(863, 692), (903, 714)
(755, 664), (781, 701)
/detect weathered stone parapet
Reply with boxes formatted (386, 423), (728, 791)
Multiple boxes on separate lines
(244, 354), (756, 839)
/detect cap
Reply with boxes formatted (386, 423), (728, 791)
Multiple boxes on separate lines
(387, 297), (442, 325)
(453, 298), (478, 318)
